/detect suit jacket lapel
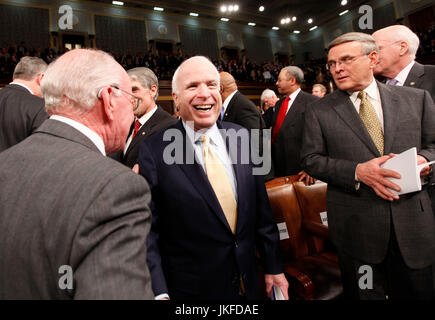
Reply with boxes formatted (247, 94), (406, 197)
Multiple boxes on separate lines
(221, 123), (247, 234)
(332, 90), (381, 156)
(404, 62), (424, 89)
(176, 121), (233, 231)
(377, 81), (399, 155)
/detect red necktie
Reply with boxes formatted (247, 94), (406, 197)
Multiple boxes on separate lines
(272, 96), (290, 143)
(132, 119), (141, 139)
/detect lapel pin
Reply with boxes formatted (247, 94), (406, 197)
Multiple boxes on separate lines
(142, 132), (145, 135)
(410, 82), (415, 86)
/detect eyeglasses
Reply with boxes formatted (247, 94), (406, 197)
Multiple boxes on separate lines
(326, 53), (367, 71)
(97, 85), (142, 111)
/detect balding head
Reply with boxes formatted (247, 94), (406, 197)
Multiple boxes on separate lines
(372, 25), (419, 78)
(41, 48), (134, 153)
(219, 72), (238, 101)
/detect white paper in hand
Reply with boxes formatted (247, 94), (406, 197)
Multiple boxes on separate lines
(272, 285), (285, 300)
(381, 147), (435, 195)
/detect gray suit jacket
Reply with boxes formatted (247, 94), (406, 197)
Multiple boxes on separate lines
(301, 82), (435, 269)
(0, 119), (154, 299)
(404, 62), (435, 101)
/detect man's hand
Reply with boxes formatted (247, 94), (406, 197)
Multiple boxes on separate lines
(298, 170), (316, 186)
(132, 164), (139, 174)
(356, 155), (401, 201)
(417, 155), (431, 177)
(264, 273), (289, 300)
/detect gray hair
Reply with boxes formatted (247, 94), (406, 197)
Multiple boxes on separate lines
(260, 88), (277, 109)
(282, 66), (304, 84)
(172, 56), (220, 94)
(328, 32), (379, 55)
(41, 49), (124, 115)
(13, 56), (47, 81)
(127, 67), (159, 101)
(376, 25), (420, 59)
(313, 83), (327, 93)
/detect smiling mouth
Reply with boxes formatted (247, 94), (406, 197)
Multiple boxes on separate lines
(194, 104), (213, 111)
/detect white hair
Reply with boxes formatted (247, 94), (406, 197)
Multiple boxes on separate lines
(260, 89), (277, 108)
(41, 49), (124, 115)
(378, 25), (420, 59)
(172, 56), (220, 94)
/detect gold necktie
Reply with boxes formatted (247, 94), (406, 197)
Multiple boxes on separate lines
(358, 91), (384, 155)
(201, 135), (237, 234)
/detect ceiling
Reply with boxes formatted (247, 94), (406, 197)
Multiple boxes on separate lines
(95, 0), (370, 34)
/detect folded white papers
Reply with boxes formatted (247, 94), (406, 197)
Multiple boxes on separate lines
(380, 147), (435, 195)
(272, 285), (285, 300)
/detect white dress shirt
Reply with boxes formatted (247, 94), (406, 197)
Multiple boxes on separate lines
(50, 115), (106, 155)
(183, 121), (238, 201)
(124, 105), (158, 154)
(348, 78), (384, 131)
(10, 81), (33, 95)
(285, 88), (302, 115)
(222, 90), (238, 115)
(388, 60), (415, 86)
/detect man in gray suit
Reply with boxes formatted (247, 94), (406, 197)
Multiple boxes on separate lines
(302, 32), (435, 299)
(0, 49), (154, 299)
(0, 56), (48, 152)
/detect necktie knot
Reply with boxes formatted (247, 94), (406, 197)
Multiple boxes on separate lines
(387, 78), (398, 86)
(357, 90), (367, 101)
(132, 119), (141, 139)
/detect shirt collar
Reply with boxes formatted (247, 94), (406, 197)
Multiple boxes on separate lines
(50, 115), (106, 155)
(288, 87), (301, 101)
(137, 105), (157, 125)
(182, 121), (223, 147)
(10, 81), (33, 95)
(348, 78), (379, 104)
(222, 90), (238, 113)
(393, 60), (415, 86)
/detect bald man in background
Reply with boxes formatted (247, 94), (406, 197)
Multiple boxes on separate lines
(219, 72), (267, 172)
(219, 72), (266, 133)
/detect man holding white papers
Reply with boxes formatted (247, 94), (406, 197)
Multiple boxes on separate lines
(301, 32), (435, 299)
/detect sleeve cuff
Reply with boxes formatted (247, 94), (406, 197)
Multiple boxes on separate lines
(154, 293), (170, 300)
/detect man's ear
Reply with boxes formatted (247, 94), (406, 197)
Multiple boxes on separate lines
(36, 73), (44, 86)
(399, 40), (409, 57)
(172, 92), (178, 109)
(100, 87), (115, 121)
(368, 51), (379, 69)
(150, 85), (158, 99)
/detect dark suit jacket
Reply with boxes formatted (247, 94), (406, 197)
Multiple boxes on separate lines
(271, 90), (319, 177)
(114, 106), (177, 168)
(404, 62), (435, 101)
(0, 84), (48, 152)
(0, 119), (154, 299)
(222, 90), (266, 131)
(301, 82), (435, 269)
(138, 120), (283, 300)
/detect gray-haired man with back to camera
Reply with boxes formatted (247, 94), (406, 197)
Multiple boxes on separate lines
(0, 49), (153, 299)
(0, 56), (48, 152)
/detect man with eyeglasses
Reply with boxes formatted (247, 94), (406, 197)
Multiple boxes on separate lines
(111, 67), (176, 169)
(372, 25), (435, 101)
(301, 32), (435, 299)
(0, 49), (154, 299)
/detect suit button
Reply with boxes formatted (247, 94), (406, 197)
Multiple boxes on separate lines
(234, 241), (238, 248)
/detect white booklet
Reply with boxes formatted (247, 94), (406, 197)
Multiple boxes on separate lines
(272, 285), (285, 300)
(380, 147), (435, 195)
